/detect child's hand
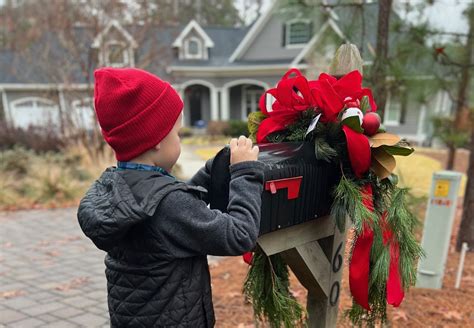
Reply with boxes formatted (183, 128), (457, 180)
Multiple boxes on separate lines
(229, 136), (259, 164)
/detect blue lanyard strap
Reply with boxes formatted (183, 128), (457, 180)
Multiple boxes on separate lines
(117, 161), (175, 179)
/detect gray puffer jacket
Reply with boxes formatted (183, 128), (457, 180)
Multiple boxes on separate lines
(77, 159), (265, 327)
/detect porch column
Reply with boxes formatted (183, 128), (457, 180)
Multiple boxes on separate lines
(417, 105), (427, 143)
(221, 87), (230, 121)
(58, 87), (68, 136)
(210, 87), (218, 121)
(1, 88), (9, 124)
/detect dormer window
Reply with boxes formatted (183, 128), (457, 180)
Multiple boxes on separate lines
(184, 37), (203, 59)
(172, 20), (214, 61)
(285, 19), (311, 47)
(92, 20), (137, 68)
(105, 41), (129, 67)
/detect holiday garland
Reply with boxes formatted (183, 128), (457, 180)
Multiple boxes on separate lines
(242, 68), (423, 327)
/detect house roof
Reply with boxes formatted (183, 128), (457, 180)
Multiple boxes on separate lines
(0, 23), (249, 85)
(0, 2), (413, 85)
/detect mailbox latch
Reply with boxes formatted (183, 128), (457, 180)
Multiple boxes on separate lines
(265, 176), (303, 200)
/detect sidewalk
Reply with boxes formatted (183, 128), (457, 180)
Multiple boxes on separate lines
(0, 208), (222, 327)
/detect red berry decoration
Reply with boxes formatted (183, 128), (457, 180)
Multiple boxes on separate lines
(362, 112), (381, 136)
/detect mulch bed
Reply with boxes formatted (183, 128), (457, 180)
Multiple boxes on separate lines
(210, 208), (474, 327)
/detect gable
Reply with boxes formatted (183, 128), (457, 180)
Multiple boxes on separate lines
(91, 20), (137, 49)
(172, 20), (215, 48)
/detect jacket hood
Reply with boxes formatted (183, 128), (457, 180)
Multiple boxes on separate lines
(77, 168), (178, 251)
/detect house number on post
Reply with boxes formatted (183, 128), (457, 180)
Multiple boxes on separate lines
(330, 242), (343, 306)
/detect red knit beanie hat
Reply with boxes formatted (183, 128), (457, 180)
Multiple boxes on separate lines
(94, 67), (183, 161)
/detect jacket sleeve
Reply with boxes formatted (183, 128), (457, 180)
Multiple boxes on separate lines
(153, 160), (265, 258)
(187, 157), (213, 204)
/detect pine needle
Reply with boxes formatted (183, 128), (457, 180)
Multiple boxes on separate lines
(243, 248), (307, 328)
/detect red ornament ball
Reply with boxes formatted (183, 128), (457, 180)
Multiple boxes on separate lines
(362, 112), (381, 136)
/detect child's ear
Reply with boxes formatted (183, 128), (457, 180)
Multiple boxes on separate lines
(154, 143), (161, 151)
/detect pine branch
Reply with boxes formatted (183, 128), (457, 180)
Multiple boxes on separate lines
(243, 248), (307, 328)
(331, 176), (376, 232)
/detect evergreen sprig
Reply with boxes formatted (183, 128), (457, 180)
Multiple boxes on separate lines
(243, 248), (307, 328)
(331, 176), (377, 232)
(386, 187), (425, 288)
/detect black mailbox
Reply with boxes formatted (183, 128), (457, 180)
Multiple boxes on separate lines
(209, 142), (340, 235)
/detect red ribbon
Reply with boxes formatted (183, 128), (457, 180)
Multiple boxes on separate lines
(349, 183), (374, 310)
(342, 125), (371, 178)
(350, 188), (405, 310)
(381, 213), (405, 307)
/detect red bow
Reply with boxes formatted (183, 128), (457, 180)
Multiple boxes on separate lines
(349, 184), (404, 310)
(256, 69), (375, 177)
(310, 70), (377, 121)
(257, 69), (315, 143)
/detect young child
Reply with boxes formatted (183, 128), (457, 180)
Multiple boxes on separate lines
(77, 67), (264, 327)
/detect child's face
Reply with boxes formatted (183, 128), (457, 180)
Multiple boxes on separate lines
(156, 112), (183, 172)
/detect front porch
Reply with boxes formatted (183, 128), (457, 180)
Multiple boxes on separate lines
(178, 79), (268, 127)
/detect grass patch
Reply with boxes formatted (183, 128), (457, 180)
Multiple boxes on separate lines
(395, 153), (466, 197)
(194, 147), (221, 161)
(0, 146), (115, 211)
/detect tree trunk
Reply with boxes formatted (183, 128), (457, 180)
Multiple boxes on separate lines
(457, 126), (474, 251)
(446, 144), (456, 170)
(456, 6), (474, 252)
(370, 0), (393, 118)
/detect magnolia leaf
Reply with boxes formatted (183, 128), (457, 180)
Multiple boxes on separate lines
(360, 95), (370, 113)
(371, 148), (396, 180)
(383, 145), (414, 156)
(342, 115), (364, 133)
(369, 132), (401, 148)
(388, 174), (399, 185)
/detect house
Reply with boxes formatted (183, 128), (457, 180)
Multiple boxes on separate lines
(0, 0), (452, 145)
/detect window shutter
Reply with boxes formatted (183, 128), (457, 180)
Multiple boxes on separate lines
(282, 24), (286, 47)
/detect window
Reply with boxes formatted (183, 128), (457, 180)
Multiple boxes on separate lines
(105, 41), (129, 67)
(71, 98), (96, 130)
(10, 97), (60, 129)
(286, 20), (311, 47)
(187, 40), (199, 55)
(242, 86), (264, 120)
(184, 37), (203, 59)
(384, 94), (402, 126)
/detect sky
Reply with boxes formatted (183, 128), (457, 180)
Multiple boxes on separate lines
(234, 0), (471, 42)
(395, 0), (471, 40)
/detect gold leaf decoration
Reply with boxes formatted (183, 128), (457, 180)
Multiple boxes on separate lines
(372, 147), (396, 180)
(369, 133), (401, 148)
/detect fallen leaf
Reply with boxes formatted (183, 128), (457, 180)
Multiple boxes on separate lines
(443, 310), (462, 321)
(393, 310), (408, 321)
(55, 277), (90, 291)
(45, 250), (61, 257)
(369, 133), (401, 148)
(0, 290), (26, 299)
(237, 323), (255, 328)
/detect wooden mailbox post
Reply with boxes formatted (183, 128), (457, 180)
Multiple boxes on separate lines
(256, 44), (363, 328)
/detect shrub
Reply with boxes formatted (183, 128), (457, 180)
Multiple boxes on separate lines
(0, 123), (65, 153)
(178, 127), (194, 138)
(0, 147), (33, 175)
(224, 120), (249, 137)
(207, 121), (229, 136)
